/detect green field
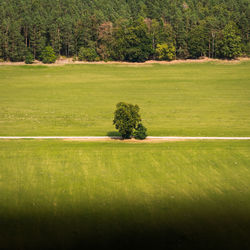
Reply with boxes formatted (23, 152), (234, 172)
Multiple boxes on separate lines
(0, 140), (250, 249)
(0, 61), (250, 136)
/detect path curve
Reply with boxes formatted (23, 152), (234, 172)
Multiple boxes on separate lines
(0, 136), (250, 141)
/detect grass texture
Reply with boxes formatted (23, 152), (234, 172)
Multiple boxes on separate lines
(0, 140), (250, 249)
(0, 61), (250, 136)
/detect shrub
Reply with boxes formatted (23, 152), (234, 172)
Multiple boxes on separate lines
(113, 102), (141, 139)
(41, 46), (57, 64)
(133, 123), (147, 140)
(25, 51), (34, 64)
(78, 47), (99, 61)
(156, 43), (176, 61)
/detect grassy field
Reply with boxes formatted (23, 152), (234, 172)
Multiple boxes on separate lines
(1, 61), (250, 249)
(0, 140), (250, 249)
(0, 61), (250, 136)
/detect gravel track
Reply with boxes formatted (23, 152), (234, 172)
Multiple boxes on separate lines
(0, 136), (250, 141)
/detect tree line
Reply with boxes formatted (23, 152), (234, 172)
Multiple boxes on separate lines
(0, 0), (249, 62)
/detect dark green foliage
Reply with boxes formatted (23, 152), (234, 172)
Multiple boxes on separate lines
(25, 51), (34, 64)
(78, 47), (99, 61)
(188, 24), (208, 58)
(113, 102), (141, 139)
(41, 46), (57, 64)
(0, 0), (249, 62)
(134, 123), (147, 140)
(1, 22), (26, 62)
(112, 19), (153, 62)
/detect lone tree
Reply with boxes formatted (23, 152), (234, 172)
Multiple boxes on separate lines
(113, 102), (147, 139)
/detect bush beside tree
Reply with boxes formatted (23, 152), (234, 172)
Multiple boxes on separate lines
(133, 123), (147, 140)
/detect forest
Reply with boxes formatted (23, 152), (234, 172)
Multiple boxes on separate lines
(0, 0), (249, 62)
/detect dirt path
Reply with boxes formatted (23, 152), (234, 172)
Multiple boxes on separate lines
(0, 136), (249, 143)
(0, 57), (249, 66)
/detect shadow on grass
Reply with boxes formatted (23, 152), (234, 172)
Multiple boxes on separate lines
(1, 199), (250, 250)
(106, 131), (125, 141)
(106, 131), (121, 137)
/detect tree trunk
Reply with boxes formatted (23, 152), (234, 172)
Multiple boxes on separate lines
(211, 31), (215, 58)
(57, 28), (60, 56)
(208, 38), (210, 58)
(25, 27), (28, 47)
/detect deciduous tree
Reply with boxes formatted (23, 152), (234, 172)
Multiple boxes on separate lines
(217, 22), (242, 59)
(113, 102), (141, 139)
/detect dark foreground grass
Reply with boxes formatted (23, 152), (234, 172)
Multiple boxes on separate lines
(0, 61), (250, 136)
(0, 140), (250, 249)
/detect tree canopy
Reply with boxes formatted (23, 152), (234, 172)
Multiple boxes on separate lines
(0, 0), (249, 62)
(113, 102), (142, 139)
